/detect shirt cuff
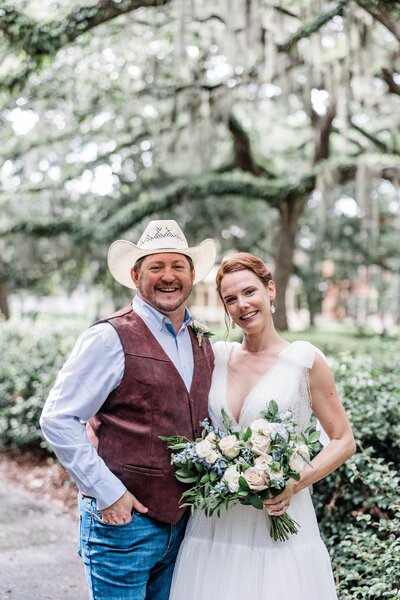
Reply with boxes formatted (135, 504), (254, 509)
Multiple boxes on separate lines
(93, 478), (128, 511)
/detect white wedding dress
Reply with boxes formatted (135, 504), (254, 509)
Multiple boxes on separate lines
(169, 341), (337, 600)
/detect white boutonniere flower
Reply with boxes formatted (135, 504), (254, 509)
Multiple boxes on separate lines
(190, 318), (214, 347)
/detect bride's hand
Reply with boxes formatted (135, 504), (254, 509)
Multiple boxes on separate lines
(262, 482), (296, 516)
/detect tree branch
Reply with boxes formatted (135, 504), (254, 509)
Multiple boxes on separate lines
(313, 101), (337, 164)
(381, 67), (400, 96)
(228, 113), (273, 176)
(3, 171), (315, 242)
(276, 0), (349, 53)
(351, 121), (400, 155)
(356, 1), (400, 42)
(4, 160), (400, 242)
(0, 0), (172, 59)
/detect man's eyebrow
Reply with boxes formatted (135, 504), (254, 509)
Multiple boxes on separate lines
(147, 259), (187, 266)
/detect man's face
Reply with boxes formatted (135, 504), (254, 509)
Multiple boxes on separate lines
(131, 253), (195, 315)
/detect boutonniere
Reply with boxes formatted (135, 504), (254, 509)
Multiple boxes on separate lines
(190, 318), (214, 347)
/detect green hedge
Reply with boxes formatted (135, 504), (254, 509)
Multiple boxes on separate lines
(0, 318), (399, 598)
(311, 347), (400, 599)
(0, 318), (82, 450)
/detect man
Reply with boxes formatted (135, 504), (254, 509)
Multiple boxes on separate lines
(40, 219), (216, 600)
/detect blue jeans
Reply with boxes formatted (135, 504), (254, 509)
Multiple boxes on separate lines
(78, 495), (188, 600)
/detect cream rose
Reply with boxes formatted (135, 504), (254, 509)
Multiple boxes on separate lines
(254, 455), (273, 471)
(218, 435), (241, 459)
(207, 450), (220, 464)
(205, 431), (217, 444)
(250, 419), (274, 437)
(249, 433), (272, 456)
(296, 443), (310, 462)
(289, 452), (306, 473)
(195, 439), (214, 459)
(223, 464), (241, 493)
(196, 439), (221, 463)
(243, 467), (269, 491)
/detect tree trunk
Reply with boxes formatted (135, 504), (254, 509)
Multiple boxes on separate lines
(0, 281), (9, 320)
(273, 195), (308, 330)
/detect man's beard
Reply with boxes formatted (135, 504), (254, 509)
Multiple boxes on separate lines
(152, 290), (191, 314)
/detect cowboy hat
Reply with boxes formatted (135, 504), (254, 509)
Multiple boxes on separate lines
(107, 219), (217, 289)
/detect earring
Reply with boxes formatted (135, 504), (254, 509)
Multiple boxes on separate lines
(271, 303), (276, 314)
(231, 319), (236, 329)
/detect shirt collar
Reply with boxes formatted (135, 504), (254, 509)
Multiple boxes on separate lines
(132, 295), (192, 334)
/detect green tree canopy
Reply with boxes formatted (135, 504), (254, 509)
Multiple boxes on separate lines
(1, 0), (400, 327)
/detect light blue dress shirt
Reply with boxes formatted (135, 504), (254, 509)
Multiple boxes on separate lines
(40, 296), (194, 510)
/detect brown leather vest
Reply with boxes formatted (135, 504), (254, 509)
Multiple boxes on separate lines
(88, 305), (214, 524)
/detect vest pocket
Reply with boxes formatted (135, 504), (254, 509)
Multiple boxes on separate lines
(122, 463), (165, 476)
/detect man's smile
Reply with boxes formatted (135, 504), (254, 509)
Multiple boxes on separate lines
(157, 286), (180, 293)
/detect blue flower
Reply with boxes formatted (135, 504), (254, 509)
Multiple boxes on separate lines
(271, 423), (289, 442)
(272, 450), (282, 461)
(214, 481), (229, 493)
(241, 448), (252, 462)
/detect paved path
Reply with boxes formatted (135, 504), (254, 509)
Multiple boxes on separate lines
(0, 476), (87, 600)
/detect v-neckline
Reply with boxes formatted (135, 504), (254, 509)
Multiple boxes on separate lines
(225, 342), (291, 426)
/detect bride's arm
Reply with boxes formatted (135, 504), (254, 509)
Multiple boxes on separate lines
(294, 352), (356, 494)
(263, 353), (355, 515)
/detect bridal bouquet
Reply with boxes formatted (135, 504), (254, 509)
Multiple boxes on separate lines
(161, 400), (320, 542)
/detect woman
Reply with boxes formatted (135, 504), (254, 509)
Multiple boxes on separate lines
(169, 253), (356, 600)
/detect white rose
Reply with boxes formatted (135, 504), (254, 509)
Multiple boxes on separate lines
(250, 419), (274, 437)
(195, 439), (213, 458)
(249, 433), (272, 456)
(218, 435), (241, 459)
(296, 443), (310, 462)
(243, 467), (269, 491)
(254, 455), (273, 471)
(204, 431), (217, 444)
(205, 449), (220, 464)
(223, 464), (241, 493)
(289, 452), (306, 473)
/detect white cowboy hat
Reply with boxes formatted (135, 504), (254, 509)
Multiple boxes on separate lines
(107, 219), (217, 289)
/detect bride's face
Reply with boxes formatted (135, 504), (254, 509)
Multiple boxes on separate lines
(220, 269), (275, 331)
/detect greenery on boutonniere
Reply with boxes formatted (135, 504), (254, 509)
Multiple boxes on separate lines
(190, 318), (214, 347)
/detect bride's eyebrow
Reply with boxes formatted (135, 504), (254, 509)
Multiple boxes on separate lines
(222, 293), (236, 301)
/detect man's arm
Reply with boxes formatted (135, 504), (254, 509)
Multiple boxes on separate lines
(40, 323), (130, 510)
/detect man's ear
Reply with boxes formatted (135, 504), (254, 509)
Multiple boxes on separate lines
(131, 267), (139, 286)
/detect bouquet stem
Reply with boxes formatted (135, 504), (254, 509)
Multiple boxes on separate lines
(269, 514), (300, 542)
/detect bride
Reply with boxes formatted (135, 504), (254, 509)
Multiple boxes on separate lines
(169, 252), (355, 600)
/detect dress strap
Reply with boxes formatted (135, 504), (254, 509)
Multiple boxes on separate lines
(280, 341), (317, 369)
(212, 340), (237, 365)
